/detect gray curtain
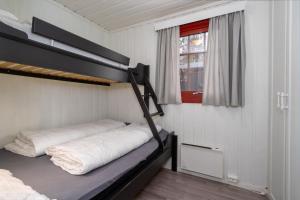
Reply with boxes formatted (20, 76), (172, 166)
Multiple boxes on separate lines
(155, 26), (181, 104)
(203, 11), (245, 107)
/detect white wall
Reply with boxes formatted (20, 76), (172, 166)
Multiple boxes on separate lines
(289, 1), (300, 200)
(110, 24), (158, 84)
(0, 0), (110, 148)
(108, 1), (270, 192)
(0, 75), (108, 148)
(0, 0), (110, 47)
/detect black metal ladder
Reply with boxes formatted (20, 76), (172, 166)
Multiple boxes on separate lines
(128, 69), (164, 151)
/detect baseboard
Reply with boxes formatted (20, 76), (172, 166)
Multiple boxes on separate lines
(266, 192), (275, 200)
(180, 168), (223, 182)
(163, 158), (171, 169)
(236, 182), (268, 195)
(179, 168), (268, 195)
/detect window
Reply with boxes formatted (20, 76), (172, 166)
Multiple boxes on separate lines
(179, 19), (209, 103)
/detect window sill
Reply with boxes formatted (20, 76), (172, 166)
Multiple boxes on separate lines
(181, 91), (203, 104)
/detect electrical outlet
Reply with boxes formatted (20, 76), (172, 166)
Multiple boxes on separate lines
(227, 174), (239, 183)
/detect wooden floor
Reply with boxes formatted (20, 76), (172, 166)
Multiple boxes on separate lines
(135, 169), (268, 200)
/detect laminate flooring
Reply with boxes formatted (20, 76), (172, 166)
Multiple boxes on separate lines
(135, 169), (268, 200)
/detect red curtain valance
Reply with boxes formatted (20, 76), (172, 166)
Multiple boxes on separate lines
(180, 19), (209, 37)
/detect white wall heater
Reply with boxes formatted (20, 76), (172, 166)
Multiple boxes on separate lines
(181, 143), (224, 179)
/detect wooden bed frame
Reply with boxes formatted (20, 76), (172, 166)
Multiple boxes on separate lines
(0, 17), (178, 200)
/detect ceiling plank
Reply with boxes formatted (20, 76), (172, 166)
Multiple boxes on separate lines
(54, 0), (218, 30)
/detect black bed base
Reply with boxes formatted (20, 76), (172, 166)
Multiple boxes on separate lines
(90, 134), (178, 200)
(0, 20), (148, 86)
(0, 30), (128, 83)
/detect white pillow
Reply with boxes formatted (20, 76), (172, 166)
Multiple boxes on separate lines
(0, 9), (18, 21)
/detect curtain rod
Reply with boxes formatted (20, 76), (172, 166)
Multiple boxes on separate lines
(154, 1), (246, 31)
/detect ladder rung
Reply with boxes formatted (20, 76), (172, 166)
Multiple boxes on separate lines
(141, 94), (152, 97)
(150, 112), (163, 117)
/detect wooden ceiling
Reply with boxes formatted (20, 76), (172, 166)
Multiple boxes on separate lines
(54, 0), (218, 30)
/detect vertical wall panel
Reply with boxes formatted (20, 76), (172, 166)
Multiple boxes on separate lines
(0, 74), (108, 148)
(290, 2), (300, 200)
(269, 1), (288, 199)
(106, 83), (144, 124)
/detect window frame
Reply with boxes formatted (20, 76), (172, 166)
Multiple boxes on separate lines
(179, 19), (209, 104)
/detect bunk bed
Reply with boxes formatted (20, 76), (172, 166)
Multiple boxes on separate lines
(0, 16), (178, 200)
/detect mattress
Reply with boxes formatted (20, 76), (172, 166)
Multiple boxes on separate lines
(0, 15), (129, 70)
(0, 130), (168, 200)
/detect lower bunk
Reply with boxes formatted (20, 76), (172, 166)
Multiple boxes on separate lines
(0, 129), (177, 200)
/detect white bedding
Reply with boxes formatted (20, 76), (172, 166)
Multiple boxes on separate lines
(5, 119), (125, 157)
(46, 124), (161, 175)
(0, 169), (50, 200)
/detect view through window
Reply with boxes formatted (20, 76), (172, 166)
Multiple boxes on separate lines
(179, 28), (208, 103)
(180, 32), (208, 91)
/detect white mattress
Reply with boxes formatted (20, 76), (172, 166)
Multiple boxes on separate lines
(0, 15), (129, 70)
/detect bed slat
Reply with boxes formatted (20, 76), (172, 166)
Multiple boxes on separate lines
(0, 60), (115, 86)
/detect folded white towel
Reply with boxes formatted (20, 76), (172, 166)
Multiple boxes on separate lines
(46, 124), (161, 175)
(5, 119), (125, 157)
(0, 169), (50, 200)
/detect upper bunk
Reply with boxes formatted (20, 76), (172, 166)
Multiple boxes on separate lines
(0, 13), (166, 152)
(0, 15), (148, 86)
